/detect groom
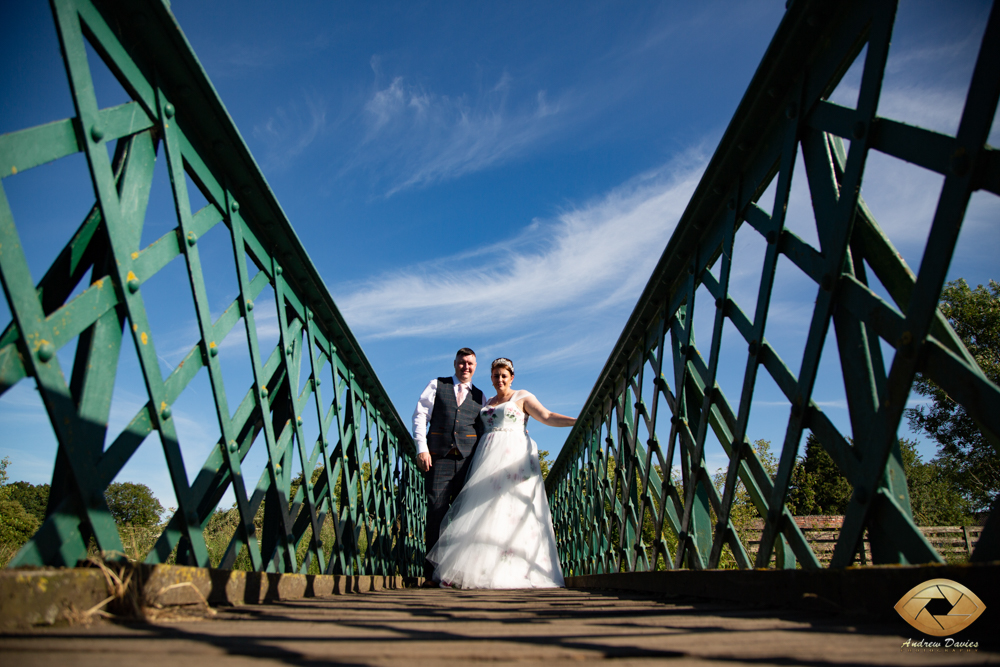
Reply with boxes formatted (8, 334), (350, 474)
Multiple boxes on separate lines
(411, 347), (485, 581)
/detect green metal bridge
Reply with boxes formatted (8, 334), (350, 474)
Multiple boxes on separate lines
(1, 0), (998, 581)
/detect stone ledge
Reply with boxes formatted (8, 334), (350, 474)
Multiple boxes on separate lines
(0, 564), (424, 629)
(565, 561), (1000, 617)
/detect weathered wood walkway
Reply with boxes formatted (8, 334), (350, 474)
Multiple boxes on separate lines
(1, 587), (996, 666)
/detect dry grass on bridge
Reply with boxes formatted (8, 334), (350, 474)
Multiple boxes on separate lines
(1, 587), (996, 666)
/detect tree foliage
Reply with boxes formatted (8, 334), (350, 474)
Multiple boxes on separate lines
(538, 450), (550, 479)
(907, 279), (1000, 513)
(713, 439), (781, 529)
(0, 457), (41, 549)
(787, 434), (851, 515)
(3, 482), (50, 523)
(898, 438), (973, 526)
(104, 482), (164, 527)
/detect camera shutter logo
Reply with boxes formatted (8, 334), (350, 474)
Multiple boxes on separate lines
(894, 578), (985, 637)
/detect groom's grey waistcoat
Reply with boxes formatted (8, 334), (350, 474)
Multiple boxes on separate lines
(427, 377), (483, 458)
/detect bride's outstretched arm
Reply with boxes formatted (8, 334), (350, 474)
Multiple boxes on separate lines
(522, 392), (576, 427)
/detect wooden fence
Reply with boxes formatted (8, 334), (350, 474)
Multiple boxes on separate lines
(742, 517), (983, 565)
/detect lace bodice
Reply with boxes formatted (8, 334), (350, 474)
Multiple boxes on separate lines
(481, 400), (528, 433)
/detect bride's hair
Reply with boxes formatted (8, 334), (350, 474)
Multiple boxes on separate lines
(491, 357), (515, 375)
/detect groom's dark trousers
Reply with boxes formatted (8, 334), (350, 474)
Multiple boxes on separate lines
(423, 376), (483, 580)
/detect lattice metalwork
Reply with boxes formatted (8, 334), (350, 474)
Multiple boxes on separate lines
(0, 0), (424, 574)
(547, 0), (1000, 572)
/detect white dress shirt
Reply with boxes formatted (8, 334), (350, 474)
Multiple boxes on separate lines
(412, 375), (473, 455)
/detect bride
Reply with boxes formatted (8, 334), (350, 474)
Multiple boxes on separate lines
(426, 357), (576, 589)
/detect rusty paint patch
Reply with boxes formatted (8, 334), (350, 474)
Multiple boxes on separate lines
(141, 331), (148, 345)
(131, 251), (139, 260)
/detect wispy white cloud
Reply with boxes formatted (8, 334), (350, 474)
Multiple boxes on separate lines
(353, 65), (569, 195)
(336, 147), (707, 338)
(252, 93), (328, 171)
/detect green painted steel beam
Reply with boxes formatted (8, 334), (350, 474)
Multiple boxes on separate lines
(547, 0), (1000, 574)
(1, 0), (422, 575)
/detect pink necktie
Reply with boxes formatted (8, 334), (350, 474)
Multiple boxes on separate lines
(456, 383), (467, 406)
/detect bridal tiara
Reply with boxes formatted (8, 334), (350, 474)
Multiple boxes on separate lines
(491, 357), (515, 374)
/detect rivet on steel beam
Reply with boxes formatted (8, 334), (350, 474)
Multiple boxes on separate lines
(748, 340), (758, 355)
(127, 277), (140, 293)
(307, 311), (314, 320)
(715, 297), (724, 310)
(767, 87), (778, 98)
(713, 185), (722, 195)
(766, 230), (777, 244)
(228, 441), (237, 453)
(209, 342), (218, 357)
(738, 142), (748, 152)
(315, 377), (321, 386)
(231, 200), (239, 212)
(900, 331), (913, 346)
(275, 464), (282, 474)
(791, 402), (803, 418)
(160, 405), (172, 420)
(785, 103), (798, 119)
(37, 342), (54, 363)
(727, 198), (735, 210)
(246, 300), (254, 312)
(276, 266), (283, 275)
(90, 125), (104, 142)
(286, 344), (293, 355)
(164, 103), (175, 118)
(852, 121), (866, 139)
(186, 231), (197, 246)
(297, 416), (303, 425)
(687, 265), (695, 275)
(261, 386), (268, 397)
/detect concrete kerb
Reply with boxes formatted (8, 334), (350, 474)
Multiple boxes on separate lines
(565, 561), (1000, 618)
(0, 564), (424, 629)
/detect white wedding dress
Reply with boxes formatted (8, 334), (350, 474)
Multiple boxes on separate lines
(426, 391), (565, 589)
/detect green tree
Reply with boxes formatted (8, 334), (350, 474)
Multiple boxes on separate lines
(538, 450), (550, 479)
(713, 439), (781, 530)
(3, 482), (50, 523)
(0, 457), (41, 556)
(906, 279), (1000, 513)
(104, 482), (164, 527)
(898, 438), (973, 526)
(787, 434), (851, 515)
(0, 456), (9, 495)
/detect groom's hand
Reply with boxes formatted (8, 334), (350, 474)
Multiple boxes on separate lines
(417, 452), (432, 472)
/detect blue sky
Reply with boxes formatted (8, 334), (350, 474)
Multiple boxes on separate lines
(0, 1), (997, 512)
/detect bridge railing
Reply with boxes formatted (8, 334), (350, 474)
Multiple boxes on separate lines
(547, 0), (1000, 573)
(0, 0), (424, 575)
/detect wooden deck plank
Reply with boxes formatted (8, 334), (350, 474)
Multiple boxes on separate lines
(1, 588), (996, 665)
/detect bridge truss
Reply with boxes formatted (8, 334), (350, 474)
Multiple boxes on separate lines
(546, 0), (1000, 572)
(1, 0), (424, 574)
